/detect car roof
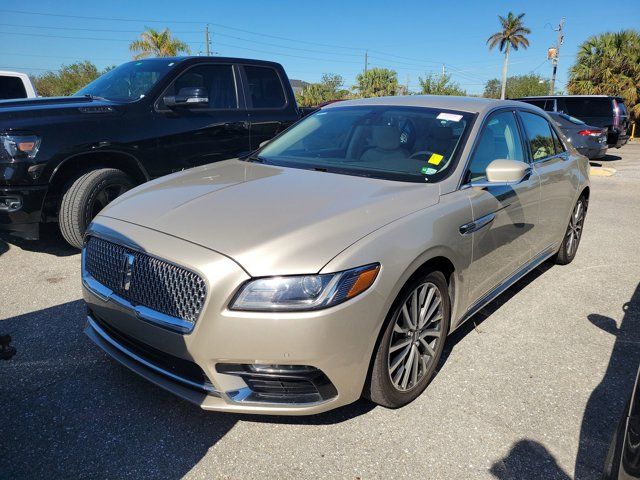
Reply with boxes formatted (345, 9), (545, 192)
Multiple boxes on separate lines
(323, 95), (528, 114)
(124, 56), (284, 68)
(517, 94), (624, 101)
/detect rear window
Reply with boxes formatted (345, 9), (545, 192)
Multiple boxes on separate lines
(562, 98), (613, 117)
(244, 66), (286, 109)
(0, 75), (27, 99)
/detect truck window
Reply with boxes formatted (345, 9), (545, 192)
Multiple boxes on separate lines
(0, 76), (27, 100)
(563, 97), (613, 117)
(244, 66), (286, 109)
(161, 64), (238, 109)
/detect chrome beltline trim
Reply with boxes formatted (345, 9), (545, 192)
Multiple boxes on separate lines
(86, 315), (219, 394)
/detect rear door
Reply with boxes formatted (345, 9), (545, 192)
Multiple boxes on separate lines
(463, 109), (540, 305)
(240, 65), (297, 150)
(519, 110), (578, 254)
(152, 63), (250, 177)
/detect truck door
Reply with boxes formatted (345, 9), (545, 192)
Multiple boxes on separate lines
(239, 64), (297, 150)
(152, 63), (250, 177)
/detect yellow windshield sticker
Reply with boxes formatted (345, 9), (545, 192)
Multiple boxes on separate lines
(428, 153), (444, 165)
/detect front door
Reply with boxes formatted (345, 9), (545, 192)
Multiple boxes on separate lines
(463, 109), (540, 305)
(151, 63), (250, 177)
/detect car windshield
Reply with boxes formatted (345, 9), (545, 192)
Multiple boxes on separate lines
(75, 59), (178, 102)
(257, 106), (473, 183)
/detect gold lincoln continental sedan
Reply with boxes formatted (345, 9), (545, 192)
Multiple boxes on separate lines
(82, 96), (589, 415)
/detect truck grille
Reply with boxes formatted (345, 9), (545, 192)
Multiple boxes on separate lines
(84, 236), (206, 324)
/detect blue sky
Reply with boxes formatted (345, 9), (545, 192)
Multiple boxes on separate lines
(1, 1), (639, 95)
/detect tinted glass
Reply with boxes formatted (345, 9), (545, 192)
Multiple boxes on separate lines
(244, 66), (286, 108)
(258, 106), (473, 183)
(162, 64), (237, 109)
(550, 128), (565, 154)
(467, 111), (524, 181)
(562, 97), (613, 117)
(0, 76), (27, 99)
(520, 111), (556, 160)
(76, 59), (176, 102)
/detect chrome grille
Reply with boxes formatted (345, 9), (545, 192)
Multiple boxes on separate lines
(84, 236), (206, 324)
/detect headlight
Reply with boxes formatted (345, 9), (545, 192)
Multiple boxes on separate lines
(230, 263), (380, 312)
(0, 134), (41, 160)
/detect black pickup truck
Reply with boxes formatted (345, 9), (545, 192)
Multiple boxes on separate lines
(0, 57), (306, 247)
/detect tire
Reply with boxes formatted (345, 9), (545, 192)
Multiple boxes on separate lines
(366, 270), (451, 408)
(59, 168), (134, 249)
(553, 195), (587, 265)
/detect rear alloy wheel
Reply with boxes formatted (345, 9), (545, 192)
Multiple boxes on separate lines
(554, 196), (587, 265)
(366, 271), (450, 408)
(59, 168), (134, 249)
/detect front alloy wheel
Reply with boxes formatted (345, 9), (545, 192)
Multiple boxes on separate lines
(366, 270), (450, 408)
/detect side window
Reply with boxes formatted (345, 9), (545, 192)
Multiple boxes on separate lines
(543, 99), (555, 112)
(467, 111), (525, 182)
(244, 66), (286, 109)
(0, 76), (27, 100)
(161, 64), (237, 109)
(550, 127), (565, 154)
(520, 111), (556, 161)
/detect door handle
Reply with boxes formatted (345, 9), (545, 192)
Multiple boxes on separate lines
(459, 212), (496, 236)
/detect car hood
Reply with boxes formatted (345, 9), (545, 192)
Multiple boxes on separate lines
(98, 159), (440, 276)
(0, 96), (123, 129)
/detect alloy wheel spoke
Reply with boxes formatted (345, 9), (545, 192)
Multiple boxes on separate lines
(390, 344), (411, 373)
(419, 328), (441, 339)
(401, 305), (415, 330)
(411, 348), (419, 386)
(419, 338), (437, 357)
(418, 287), (436, 328)
(401, 345), (416, 389)
(390, 337), (412, 353)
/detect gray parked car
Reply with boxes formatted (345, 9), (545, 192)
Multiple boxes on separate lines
(548, 112), (608, 160)
(82, 96), (590, 415)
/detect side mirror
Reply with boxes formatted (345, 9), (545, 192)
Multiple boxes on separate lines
(471, 159), (531, 187)
(163, 87), (209, 109)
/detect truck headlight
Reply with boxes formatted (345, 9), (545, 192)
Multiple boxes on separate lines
(230, 264), (380, 312)
(1, 134), (41, 160)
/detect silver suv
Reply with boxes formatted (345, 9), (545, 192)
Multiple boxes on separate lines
(82, 96), (589, 415)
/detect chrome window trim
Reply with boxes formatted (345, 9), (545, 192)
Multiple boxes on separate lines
(87, 315), (218, 394)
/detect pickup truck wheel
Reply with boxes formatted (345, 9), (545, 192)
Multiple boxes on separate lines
(59, 168), (134, 248)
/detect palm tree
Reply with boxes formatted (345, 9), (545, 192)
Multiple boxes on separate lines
(568, 30), (640, 118)
(129, 27), (191, 60)
(487, 12), (531, 99)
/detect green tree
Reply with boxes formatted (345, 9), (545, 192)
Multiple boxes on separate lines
(483, 73), (550, 99)
(295, 73), (349, 107)
(33, 61), (105, 97)
(354, 68), (398, 98)
(418, 73), (466, 96)
(487, 12), (531, 100)
(568, 30), (640, 118)
(129, 27), (190, 60)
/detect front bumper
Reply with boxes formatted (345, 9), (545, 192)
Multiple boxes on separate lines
(83, 217), (386, 415)
(0, 185), (47, 239)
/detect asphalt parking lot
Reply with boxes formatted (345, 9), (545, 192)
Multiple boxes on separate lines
(1, 144), (639, 480)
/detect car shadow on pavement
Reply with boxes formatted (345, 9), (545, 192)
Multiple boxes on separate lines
(0, 224), (77, 258)
(574, 281), (640, 478)
(440, 261), (554, 366)
(0, 299), (374, 479)
(490, 439), (571, 479)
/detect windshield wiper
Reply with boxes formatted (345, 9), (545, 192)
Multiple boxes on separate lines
(83, 94), (109, 101)
(245, 154), (268, 164)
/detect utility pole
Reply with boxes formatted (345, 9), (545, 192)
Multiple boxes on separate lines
(442, 64), (446, 76)
(364, 51), (368, 74)
(549, 17), (565, 95)
(205, 24), (211, 56)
